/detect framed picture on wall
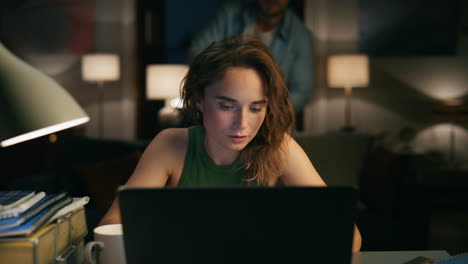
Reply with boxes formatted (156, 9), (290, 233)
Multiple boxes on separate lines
(359, 0), (461, 56)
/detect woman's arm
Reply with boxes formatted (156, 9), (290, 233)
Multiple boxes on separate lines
(352, 225), (362, 253)
(99, 128), (187, 226)
(280, 134), (362, 252)
(280, 134), (326, 186)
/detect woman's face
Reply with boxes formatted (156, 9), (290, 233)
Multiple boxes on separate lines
(198, 67), (267, 162)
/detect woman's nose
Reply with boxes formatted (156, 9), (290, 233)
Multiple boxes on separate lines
(232, 108), (247, 130)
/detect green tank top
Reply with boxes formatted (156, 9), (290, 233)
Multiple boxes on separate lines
(178, 126), (244, 186)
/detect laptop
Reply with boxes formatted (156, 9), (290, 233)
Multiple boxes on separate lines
(118, 186), (358, 264)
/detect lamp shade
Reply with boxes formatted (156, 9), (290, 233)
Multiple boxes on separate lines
(0, 43), (89, 147)
(146, 64), (188, 99)
(82, 54), (120, 82)
(327, 55), (369, 88)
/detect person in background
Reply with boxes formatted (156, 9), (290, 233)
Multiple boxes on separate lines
(188, 0), (314, 130)
(100, 36), (361, 252)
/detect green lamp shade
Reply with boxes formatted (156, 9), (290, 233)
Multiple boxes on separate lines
(0, 43), (89, 147)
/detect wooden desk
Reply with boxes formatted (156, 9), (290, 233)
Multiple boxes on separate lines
(352, 250), (450, 264)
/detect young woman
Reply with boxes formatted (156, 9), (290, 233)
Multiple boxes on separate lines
(100, 35), (361, 252)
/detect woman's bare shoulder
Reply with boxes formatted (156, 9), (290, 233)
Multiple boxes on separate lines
(280, 133), (327, 186)
(125, 128), (189, 187)
(150, 127), (188, 154)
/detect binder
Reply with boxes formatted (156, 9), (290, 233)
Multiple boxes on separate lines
(0, 206), (87, 264)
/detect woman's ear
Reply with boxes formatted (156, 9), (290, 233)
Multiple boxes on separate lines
(195, 100), (203, 112)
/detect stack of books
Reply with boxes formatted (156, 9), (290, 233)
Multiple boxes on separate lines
(0, 190), (90, 263)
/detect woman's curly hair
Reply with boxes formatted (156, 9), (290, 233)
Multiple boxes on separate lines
(181, 35), (295, 186)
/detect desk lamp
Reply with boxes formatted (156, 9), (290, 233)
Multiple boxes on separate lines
(0, 43), (89, 148)
(146, 64), (188, 124)
(81, 54), (120, 138)
(327, 54), (369, 131)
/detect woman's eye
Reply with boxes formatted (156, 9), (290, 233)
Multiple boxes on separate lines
(219, 103), (234, 110)
(250, 107), (262, 113)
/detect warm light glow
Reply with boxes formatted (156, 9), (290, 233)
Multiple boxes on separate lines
(1, 117), (89, 147)
(170, 98), (183, 109)
(146, 64), (188, 100)
(425, 79), (466, 101)
(412, 124), (468, 163)
(27, 53), (78, 76)
(327, 55), (369, 88)
(49, 133), (58, 143)
(82, 54), (120, 82)
(372, 57), (468, 101)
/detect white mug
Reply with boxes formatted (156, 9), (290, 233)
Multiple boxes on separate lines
(85, 224), (126, 264)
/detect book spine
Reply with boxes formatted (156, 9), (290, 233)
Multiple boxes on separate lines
(0, 191), (35, 211)
(0, 193), (67, 230)
(0, 192), (46, 220)
(0, 211), (19, 221)
(435, 253), (468, 263)
(48, 196), (90, 224)
(16, 193), (67, 226)
(31, 197), (73, 233)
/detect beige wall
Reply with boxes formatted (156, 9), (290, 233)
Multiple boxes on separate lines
(81, 0), (137, 140)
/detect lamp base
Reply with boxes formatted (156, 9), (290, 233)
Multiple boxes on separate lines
(341, 125), (355, 132)
(158, 106), (181, 126)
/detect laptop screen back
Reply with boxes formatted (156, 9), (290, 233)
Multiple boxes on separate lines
(118, 187), (358, 264)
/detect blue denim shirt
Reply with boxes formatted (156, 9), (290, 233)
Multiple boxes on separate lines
(189, 1), (314, 112)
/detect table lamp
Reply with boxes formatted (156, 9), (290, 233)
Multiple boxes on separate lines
(0, 42), (89, 148)
(433, 99), (468, 167)
(81, 54), (120, 138)
(146, 64), (188, 124)
(327, 54), (369, 131)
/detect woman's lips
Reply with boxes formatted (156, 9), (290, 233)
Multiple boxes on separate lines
(229, 135), (247, 143)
